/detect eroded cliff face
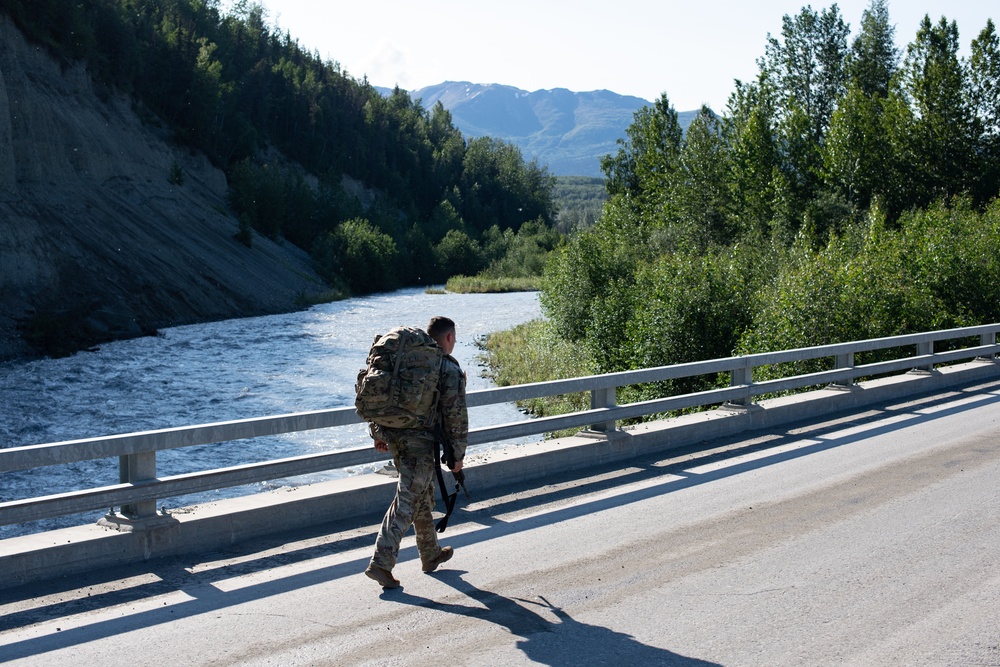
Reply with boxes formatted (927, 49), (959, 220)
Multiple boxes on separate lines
(0, 17), (327, 360)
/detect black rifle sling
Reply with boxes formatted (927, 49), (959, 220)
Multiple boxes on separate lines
(434, 440), (459, 533)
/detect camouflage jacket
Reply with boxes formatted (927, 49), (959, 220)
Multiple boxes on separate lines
(436, 353), (468, 462)
(371, 352), (468, 462)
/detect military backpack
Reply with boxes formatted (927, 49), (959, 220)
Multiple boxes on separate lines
(355, 326), (444, 429)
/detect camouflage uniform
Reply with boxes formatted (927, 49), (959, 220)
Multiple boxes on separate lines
(370, 352), (468, 572)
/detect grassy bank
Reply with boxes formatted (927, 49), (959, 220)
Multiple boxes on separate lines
(478, 319), (592, 435)
(443, 275), (542, 293)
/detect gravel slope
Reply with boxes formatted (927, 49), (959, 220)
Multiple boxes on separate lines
(0, 17), (328, 360)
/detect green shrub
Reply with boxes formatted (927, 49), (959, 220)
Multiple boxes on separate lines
(434, 229), (483, 277)
(735, 204), (980, 381)
(540, 200), (649, 342)
(312, 218), (398, 294)
(481, 218), (563, 279)
(619, 248), (755, 401)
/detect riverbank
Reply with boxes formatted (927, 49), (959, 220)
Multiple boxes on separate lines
(478, 318), (592, 433)
(0, 17), (330, 361)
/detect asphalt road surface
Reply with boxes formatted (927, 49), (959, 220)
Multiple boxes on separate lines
(2, 380), (1000, 666)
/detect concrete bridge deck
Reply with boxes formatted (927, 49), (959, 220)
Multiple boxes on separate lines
(2, 380), (1000, 666)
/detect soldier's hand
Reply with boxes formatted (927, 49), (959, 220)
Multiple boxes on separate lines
(373, 439), (389, 453)
(450, 459), (463, 473)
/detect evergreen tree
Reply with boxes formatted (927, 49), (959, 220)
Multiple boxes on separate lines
(824, 0), (898, 211)
(847, 0), (898, 97)
(673, 106), (734, 248)
(898, 16), (976, 203)
(762, 3), (850, 221)
(600, 93), (683, 218)
(968, 20), (1000, 203)
(724, 77), (781, 240)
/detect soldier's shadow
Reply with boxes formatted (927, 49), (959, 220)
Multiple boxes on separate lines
(386, 570), (721, 667)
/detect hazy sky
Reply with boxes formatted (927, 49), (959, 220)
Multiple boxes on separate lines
(250, 1), (996, 112)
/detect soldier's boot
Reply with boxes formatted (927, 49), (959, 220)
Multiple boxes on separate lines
(365, 564), (400, 588)
(422, 546), (454, 573)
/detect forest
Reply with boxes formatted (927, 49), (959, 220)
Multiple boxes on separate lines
(1, 0), (559, 293)
(487, 0), (1000, 409)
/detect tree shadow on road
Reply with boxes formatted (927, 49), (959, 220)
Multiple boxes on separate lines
(388, 569), (721, 666)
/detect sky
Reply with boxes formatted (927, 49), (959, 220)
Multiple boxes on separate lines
(248, 1), (996, 112)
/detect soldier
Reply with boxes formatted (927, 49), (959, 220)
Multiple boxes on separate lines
(364, 316), (468, 588)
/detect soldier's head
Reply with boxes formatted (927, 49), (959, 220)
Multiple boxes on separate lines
(427, 316), (457, 355)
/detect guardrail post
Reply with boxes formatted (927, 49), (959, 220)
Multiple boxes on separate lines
(914, 340), (935, 373)
(725, 362), (752, 408)
(118, 451), (157, 520)
(980, 332), (997, 361)
(831, 352), (855, 389)
(589, 386), (617, 433)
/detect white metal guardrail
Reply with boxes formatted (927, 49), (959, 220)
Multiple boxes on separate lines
(1, 324), (998, 529)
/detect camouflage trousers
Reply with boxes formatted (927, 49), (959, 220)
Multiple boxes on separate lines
(370, 436), (443, 572)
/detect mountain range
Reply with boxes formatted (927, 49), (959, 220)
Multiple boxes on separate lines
(400, 82), (699, 178)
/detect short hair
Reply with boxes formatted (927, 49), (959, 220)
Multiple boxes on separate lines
(427, 316), (456, 340)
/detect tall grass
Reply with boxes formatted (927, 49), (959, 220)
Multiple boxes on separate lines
(445, 275), (542, 293)
(477, 319), (593, 432)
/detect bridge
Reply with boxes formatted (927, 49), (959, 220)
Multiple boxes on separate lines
(2, 325), (1000, 664)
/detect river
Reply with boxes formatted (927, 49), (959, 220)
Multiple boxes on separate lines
(0, 288), (542, 537)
